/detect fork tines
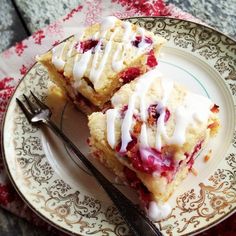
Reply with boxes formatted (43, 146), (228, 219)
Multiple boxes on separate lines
(16, 91), (50, 123)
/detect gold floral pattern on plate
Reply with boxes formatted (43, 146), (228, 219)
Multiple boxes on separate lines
(2, 17), (236, 235)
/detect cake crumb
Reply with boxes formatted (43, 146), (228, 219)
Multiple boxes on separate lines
(204, 150), (212, 163)
(191, 167), (198, 176)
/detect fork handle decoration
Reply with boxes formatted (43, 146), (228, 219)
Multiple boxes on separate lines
(44, 119), (162, 236)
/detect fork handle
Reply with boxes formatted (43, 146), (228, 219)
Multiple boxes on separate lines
(44, 120), (162, 236)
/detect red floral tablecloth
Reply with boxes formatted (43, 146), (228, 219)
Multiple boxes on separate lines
(0, 0), (235, 235)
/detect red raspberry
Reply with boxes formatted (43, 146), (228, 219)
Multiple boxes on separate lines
(130, 147), (175, 175)
(164, 108), (170, 122)
(146, 50), (158, 68)
(148, 104), (170, 125)
(80, 39), (99, 53)
(115, 136), (137, 154)
(131, 36), (153, 47)
(119, 67), (141, 84)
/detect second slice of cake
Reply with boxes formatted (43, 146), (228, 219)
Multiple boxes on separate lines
(88, 68), (219, 220)
(38, 16), (166, 114)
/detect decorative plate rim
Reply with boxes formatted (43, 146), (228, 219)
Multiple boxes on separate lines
(1, 16), (236, 236)
(1, 62), (77, 236)
(125, 16), (236, 43)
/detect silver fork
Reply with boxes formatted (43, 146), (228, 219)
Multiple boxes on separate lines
(16, 91), (163, 236)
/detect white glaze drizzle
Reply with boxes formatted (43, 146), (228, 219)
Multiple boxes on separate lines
(92, 32), (99, 40)
(110, 21), (133, 72)
(122, 21), (132, 41)
(167, 93), (213, 146)
(136, 27), (151, 54)
(89, 40), (103, 83)
(52, 42), (67, 70)
(154, 79), (213, 148)
(111, 93), (121, 107)
(54, 16), (156, 89)
(138, 73), (158, 121)
(112, 43), (124, 72)
(73, 50), (92, 88)
(155, 78), (174, 150)
(155, 109), (166, 151)
(140, 123), (148, 147)
(90, 29), (118, 84)
(147, 201), (171, 221)
(120, 93), (137, 152)
(137, 27), (146, 47)
(53, 16), (117, 83)
(111, 21), (136, 72)
(106, 109), (118, 148)
(67, 41), (76, 57)
(87, 17), (118, 84)
(119, 68), (162, 152)
(109, 66), (213, 153)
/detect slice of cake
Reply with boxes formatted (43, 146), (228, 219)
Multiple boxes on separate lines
(88, 68), (219, 220)
(37, 16), (166, 114)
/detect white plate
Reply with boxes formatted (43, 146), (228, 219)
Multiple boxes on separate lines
(2, 17), (236, 235)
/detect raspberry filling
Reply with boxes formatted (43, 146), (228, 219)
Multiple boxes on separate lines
(165, 109), (171, 122)
(132, 36), (153, 48)
(124, 167), (151, 206)
(119, 67), (141, 84)
(79, 39), (99, 53)
(117, 136), (175, 175)
(116, 103), (173, 176)
(186, 140), (203, 169)
(146, 50), (158, 68)
(120, 105), (141, 121)
(116, 135), (137, 154)
(148, 104), (170, 125)
(138, 148), (175, 174)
